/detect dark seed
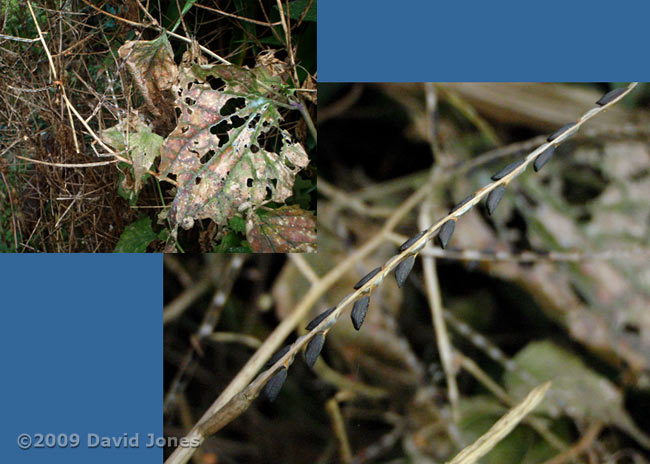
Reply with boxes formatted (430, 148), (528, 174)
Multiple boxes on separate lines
(394, 255), (416, 288)
(596, 87), (627, 106)
(267, 345), (290, 367)
(547, 123), (576, 143)
(486, 185), (506, 216)
(490, 159), (524, 181)
(304, 332), (325, 368)
(263, 367), (287, 402)
(353, 266), (382, 290)
(305, 307), (336, 330)
(399, 230), (427, 252)
(351, 295), (370, 330)
(436, 220), (455, 249)
(450, 194), (473, 213)
(533, 145), (554, 172)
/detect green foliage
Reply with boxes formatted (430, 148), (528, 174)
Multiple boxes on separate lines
(113, 216), (158, 253)
(213, 216), (251, 253)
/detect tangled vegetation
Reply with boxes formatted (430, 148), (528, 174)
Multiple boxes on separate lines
(0, 0), (316, 252)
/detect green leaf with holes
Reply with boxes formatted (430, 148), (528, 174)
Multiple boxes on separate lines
(114, 216), (157, 253)
(159, 63), (309, 232)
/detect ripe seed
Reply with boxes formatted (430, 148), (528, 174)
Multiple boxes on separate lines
(596, 87), (627, 106)
(351, 295), (370, 330)
(437, 220), (455, 249)
(533, 145), (554, 172)
(305, 307), (336, 330)
(486, 185), (506, 216)
(267, 345), (290, 367)
(399, 230), (427, 252)
(263, 367), (288, 402)
(304, 332), (325, 368)
(394, 255), (416, 288)
(547, 122), (577, 142)
(353, 266), (382, 290)
(490, 159), (524, 181)
(450, 194), (473, 213)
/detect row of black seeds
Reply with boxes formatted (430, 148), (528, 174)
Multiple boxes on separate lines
(263, 86), (631, 403)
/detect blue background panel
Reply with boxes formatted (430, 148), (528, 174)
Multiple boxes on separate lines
(319, 0), (650, 82)
(0, 254), (162, 463)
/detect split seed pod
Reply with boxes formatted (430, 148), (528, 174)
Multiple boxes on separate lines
(596, 87), (627, 106)
(394, 255), (416, 288)
(351, 295), (370, 331)
(491, 159), (524, 181)
(304, 332), (325, 368)
(399, 230), (427, 253)
(305, 307), (336, 330)
(533, 145), (555, 172)
(263, 367), (288, 402)
(437, 220), (455, 249)
(547, 122), (577, 143)
(353, 267), (382, 290)
(486, 185), (506, 216)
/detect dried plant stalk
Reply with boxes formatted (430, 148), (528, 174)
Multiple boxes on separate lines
(445, 381), (552, 464)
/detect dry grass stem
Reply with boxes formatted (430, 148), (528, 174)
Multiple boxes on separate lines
(446, 381), (552, 464)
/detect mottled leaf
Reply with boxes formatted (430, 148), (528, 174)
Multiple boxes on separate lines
(118, 34), (178, 117)
(101, 112), (163, 195)
(246, 205), (316, 253)
(160, 64), (309, 231)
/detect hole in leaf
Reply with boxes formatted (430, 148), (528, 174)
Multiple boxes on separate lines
(220, 97), (246, 116)
(195, 176), (201, 185)
(247, 178), (253, 187)
(200, 150), (216, 164)
(206, 75), (225, 90)
(260, 127), (281, 152)
(248, 115), (261, 129)
(270, 178), (277, 188)
(210, 120), (230, 147)
(284, 158), (296, 170)
(180, 126), (189, 134)
(184, 97), (196, 106)
(230, 115), (246, 129)
(250, 144), (259, 153)
(265, 186), (273, 200)
(623, 323), (640, 335)
(175, 107), (182, 118)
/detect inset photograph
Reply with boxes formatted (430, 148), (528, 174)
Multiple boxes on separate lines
(0, 1), (316, 252)
(163, 84), (650, 463)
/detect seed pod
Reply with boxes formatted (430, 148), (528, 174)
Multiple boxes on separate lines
(263, 367), (288, 402)
(304, 332), (325, 368)
(533, 145), (554, 172)
(436, 220), (455, 249)
(399, 230), (427, 252)
(394, 255), (416, 288)
(450, 195), (473, 213)
(491, 159), (524, 181)
(596, 87), (627, 106)
(351, 295), (370, 331)
(267, 345), (291, 367)
(353, 266), (382, 290)
(305, 307), (336, 330)
(486, 185), (506, 216)
(547, 122), (577, 143)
